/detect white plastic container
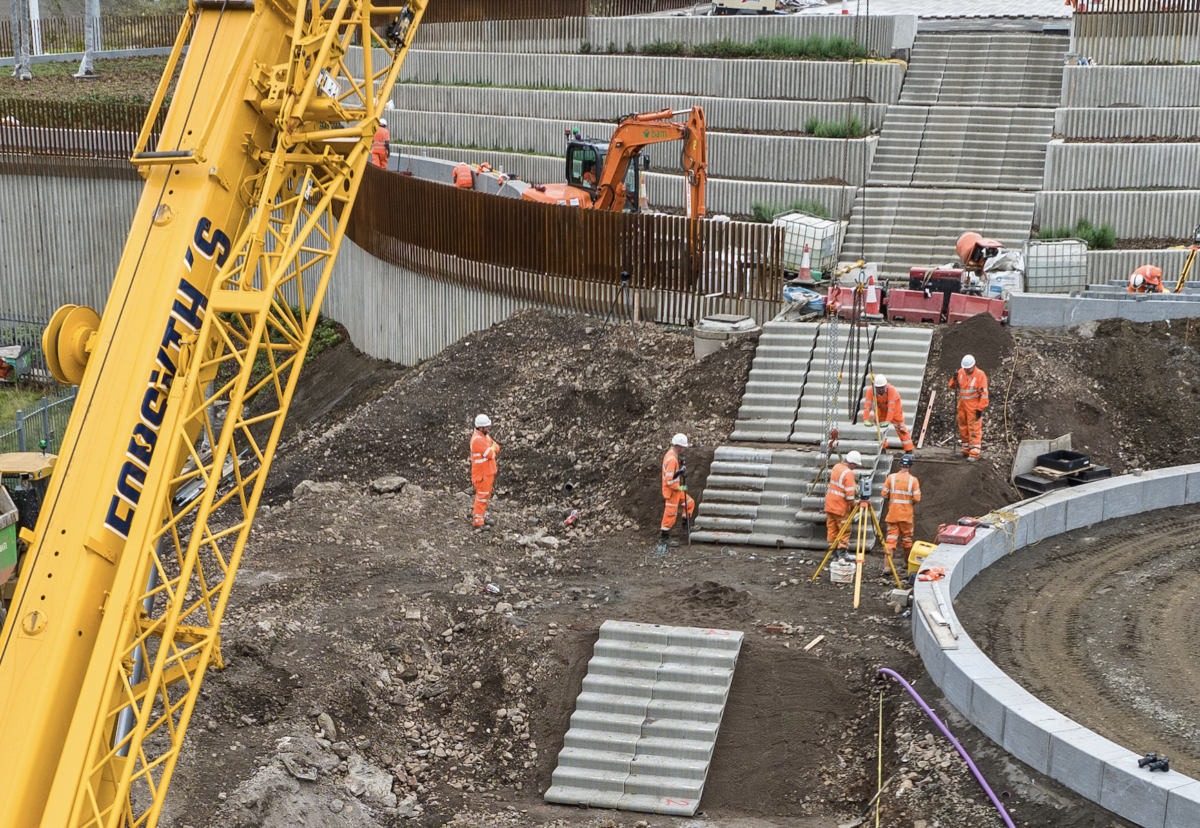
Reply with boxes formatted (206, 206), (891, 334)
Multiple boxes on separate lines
(830, 560), (855, 584)
(693, 314), (761, 361)
(1023, 239), (1089, 295)
(775, 212), (847, 277)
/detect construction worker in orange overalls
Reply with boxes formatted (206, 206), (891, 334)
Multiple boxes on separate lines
(659, 433), (694, 551)
(881, 454), (921, 573)
(453, 162), (475, 189)
(370, 118), (390, 169)
(470, 414), (500, 528)
(949, 354), (989, 463)
(862, 374), (915, 453)
(824, 450), (861, 554)
(1128, 265), (1167, 293)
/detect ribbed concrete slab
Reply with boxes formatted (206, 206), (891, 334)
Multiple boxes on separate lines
(545, 620), (743, 817)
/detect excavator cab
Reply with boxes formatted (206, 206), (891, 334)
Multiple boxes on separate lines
(564, 140), (647, 212)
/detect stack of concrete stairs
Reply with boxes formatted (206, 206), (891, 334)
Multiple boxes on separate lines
(843, 32), (1067, 278)
(1083, 280), (1200, 301)
(690, 321), (933, 550)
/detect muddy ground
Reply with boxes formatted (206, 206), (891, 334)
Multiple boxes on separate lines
(160, 309), (1196, 828)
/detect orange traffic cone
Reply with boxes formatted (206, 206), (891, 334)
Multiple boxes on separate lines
(800, 244), (811, 282)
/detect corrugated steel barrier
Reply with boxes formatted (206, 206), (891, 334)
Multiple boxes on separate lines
(1061, 65), (1200, 108)
(1036, 190), (1200, 238)
(1087, 249), (1193, 284)
(1073, 10), (1200, 65)
(1054, 106), (1200, 139)
(1043, 140), (1200, 190)
(422, 0), (698, 24)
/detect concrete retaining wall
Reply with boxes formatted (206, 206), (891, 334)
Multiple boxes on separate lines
(411, 14), (907, 57)
(392, 84), (891, 133)
(1086, 249), (1193, 284)
(385, 109), (877, 185)
(1053, 107), (1200, 140)
(387, 49), (906, 103)
(1043, 140), (1200, 190)
(1061, 66), (1200, 108)
(1009, 291), (1200, 327)
(1073, 12), (1200, 66)
(914, 467), (1200, 827)
(1035, 190), (1200, 238)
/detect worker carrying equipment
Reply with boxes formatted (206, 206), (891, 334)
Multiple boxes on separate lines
(471, 414), (500, 527)
(862, 374), (915, 453)
(949, 354), (989, 462)
(1128, 265), (1167, 294)
(881, 454), (922, 567)
(454, 162), (475, 189)
(370, 118), (390, 169)
(824, 450), (861, 552)
(659, 433), (694, 549)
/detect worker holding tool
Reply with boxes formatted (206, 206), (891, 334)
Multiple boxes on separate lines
(454, 161), (475, 189)
(659, 433), (694, 551)
(949, 355), (989, 462)
(862, 374), (915, 452)
(880, 454), (921, 572)
(1128, 265), (1167, 293)
(824, 450), (861, 554)
(470, 414), (500, 528)
(370, 118), (390, 169)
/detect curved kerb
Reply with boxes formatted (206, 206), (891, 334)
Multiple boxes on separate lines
(912, 465), (1200, 828)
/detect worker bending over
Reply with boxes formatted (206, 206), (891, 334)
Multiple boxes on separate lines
(470, 414), (500, 528)
(659, 433), (694, 549)
(862, 374), (915, 452)
(881, 454), (921, 571)
(370, 118), (390, 169)
(949, 354), (989, 462)
(454, 162), (475, 189)
(824, 450), (861, 553)
(1128, 265), (1167, 294)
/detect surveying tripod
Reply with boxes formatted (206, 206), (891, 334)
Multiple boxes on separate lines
(812, 476), (904, 608)
(603, 269), (639, 346)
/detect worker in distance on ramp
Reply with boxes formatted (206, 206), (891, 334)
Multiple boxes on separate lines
(658, 433), (695, 551)
(862, 373), (915, 453)
(949, 354), (989, 462)
(470, 414), (500, 528)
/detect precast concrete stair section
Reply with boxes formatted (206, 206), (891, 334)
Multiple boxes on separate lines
(545, 620), (743, 817)
(899, 32), (1068, 109)
(868, 106), (1055, 191)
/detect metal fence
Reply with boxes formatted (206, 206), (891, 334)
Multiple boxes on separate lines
(0, 100), (165, 180)
(1070, 0), (1200, 10)
(0, 317), (54, 380)
(0, 14), (184, 57)
(0, 387), (78, 455)
(423, 0), (697, 23)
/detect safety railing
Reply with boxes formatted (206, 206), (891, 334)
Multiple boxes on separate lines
(423, 0), (697, 23)
(1069, 0), (1200, 11)
(0, 14), (184, 57)
(0, 387), (78, 455)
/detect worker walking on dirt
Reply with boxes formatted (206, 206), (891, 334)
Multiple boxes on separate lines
(862, 374), (915, 452)
(880, 454), (921, 571)
(454, 162), (475, 189)
(949, 355), (989, 462)
(659, 433), (694, 550)
(1128, 265), (1167, 294)
(824, 450), (861, 554)
(370, 118), (390, 169)
(470, 414), (500, 528)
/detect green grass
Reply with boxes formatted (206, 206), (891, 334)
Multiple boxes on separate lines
(749, 199), (832, 223)
(803, 115), (867, 138)
(0, 55), (175, 104)
(1036, 218), (1117, 250)
(0, 390), (45, 428)
(635, 34), (869, 61)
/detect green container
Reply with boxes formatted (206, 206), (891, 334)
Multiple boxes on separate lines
(0, 487), (17, 580)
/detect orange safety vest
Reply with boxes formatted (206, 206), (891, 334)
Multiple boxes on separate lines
(881, 470), (921, 523)
(824, 462), (857, 517)
(454, 163), (474, 189)
(863, 383), (904, 425)
(1128, 265), (1165, 293)
(470, 429), (498, 484)
(949, 367), (989, 411)
(370, 127), (390, 168)
(661, 448), (684, 498)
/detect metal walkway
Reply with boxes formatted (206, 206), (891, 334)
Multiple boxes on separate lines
(545, 620), (743, 817)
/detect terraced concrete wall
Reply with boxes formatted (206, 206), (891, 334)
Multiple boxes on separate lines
(914, 469), (1200, 827)
(1053, 107), (1200, 140)
(1036, 191), (1200, 238)
(1061, 66), (1200, 108)
(1043, 141), (1200, 190)
(388, 50), (906, 103)
(1009, 286), (1200, 327)
(392, 85), (890, 132)
(411, 14), (907, 57)
(1087, 250), (1193, 285)
(1073, 12), (1200, 65)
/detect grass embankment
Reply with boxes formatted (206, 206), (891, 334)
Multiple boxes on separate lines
(0, 56), (172, 104)
(749, 199), (831, 222)
(1036, 218), (1117, 250)
(0, 389), (45, 426)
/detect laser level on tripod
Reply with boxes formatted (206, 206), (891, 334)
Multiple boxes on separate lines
(812, 473), (904, 608)
(603, 269), (638, 347)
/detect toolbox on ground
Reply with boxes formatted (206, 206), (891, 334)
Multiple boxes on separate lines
(936, 524), (976, 545)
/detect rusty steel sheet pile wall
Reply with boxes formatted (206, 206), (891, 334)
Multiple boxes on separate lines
(347, 165), (784, 325)
(0, 99), (167, 169)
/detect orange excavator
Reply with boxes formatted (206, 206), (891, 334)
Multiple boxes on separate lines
(522, 107), (708, 219)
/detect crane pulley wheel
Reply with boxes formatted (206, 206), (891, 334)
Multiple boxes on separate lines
(42, 303), (100, 386)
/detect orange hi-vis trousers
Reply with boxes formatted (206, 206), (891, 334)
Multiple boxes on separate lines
(957, 406), (983, 459)
(661, 490), (695, 531)
(826, 511), (852, 550)
(885, 520), (914, 556)
(473, 475), (494, 527)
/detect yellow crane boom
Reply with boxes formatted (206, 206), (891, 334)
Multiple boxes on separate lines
(0, 0), (424, 825)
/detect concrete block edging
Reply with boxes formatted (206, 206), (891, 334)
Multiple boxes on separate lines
(913, 465), (1200, 828)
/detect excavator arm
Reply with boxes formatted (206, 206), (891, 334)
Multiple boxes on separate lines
(593, 107), (708, 219)
(0, 1), (425, 826)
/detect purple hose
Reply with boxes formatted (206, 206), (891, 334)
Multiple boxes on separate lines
(878, 667), (1017, 828)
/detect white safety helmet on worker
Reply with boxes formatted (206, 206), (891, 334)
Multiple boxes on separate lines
(475, 414), (492, 428)
(1132, 273), (1145, 288)
(960, 354), (976, 370)
(672, 433), (689, 448)
(873, 374), (887, 388)
(846, 450), (862, 466)
(380, 118), (387, 127)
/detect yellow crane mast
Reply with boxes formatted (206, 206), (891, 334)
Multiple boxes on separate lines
(0, 0), (425, 825)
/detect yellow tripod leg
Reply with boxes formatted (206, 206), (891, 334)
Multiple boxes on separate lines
(811, 509), (855, 582)
(853, 503), (867, 608)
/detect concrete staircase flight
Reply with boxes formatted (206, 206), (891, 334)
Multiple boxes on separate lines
(898, 32), (1066, 109)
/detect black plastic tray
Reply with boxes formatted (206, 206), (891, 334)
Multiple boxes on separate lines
(1067, 466), (1113, 485)
(1036, 450), (1091, 473)
(1014, 472), (1069, 494)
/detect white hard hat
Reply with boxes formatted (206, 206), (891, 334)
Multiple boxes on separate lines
(380, 118), (387, 127)
(672, 433), (689, 448)
(475, 414), (491, 428)
(846, 450), (863, 466)
(873, 374), (887, 388)
(1132, 273), (1145, 287)
(961, 354), (976, 370)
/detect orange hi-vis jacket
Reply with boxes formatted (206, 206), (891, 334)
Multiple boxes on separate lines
(454, 163), (474, 189)
(863, 382), (905, 425)
(470, 429), (499, 484)
(824, 461), (857, 517)
(661, 448), (685, 498)
(949, 367), (989, 412)
(1128, 265), (1166, 293)
(881, 470), (921, 522)
(370, 126), (390, 168)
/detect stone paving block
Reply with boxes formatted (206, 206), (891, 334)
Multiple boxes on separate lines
(968, 676), (1028, 744)
(957, 535), (984, 591)
(1103, 477), (1145, 521)
(1140, 468), (1188, 512)
(1063, 486), (1105, 531)
(1101, 754), (1197, 828)
(1184, 466), (1200, 504)
(1016, 497), (1065, 548)
(1166, 781), (1200, 828)
(978, 524), (1017, 568)
(912, 597), (946, 685)
(1048, 729), (1131, 802)
(1003, 701), (1083, 775)
(941, 650), (1006, 717)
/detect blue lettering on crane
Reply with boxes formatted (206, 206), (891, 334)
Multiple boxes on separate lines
(103, 217), (225, 541)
